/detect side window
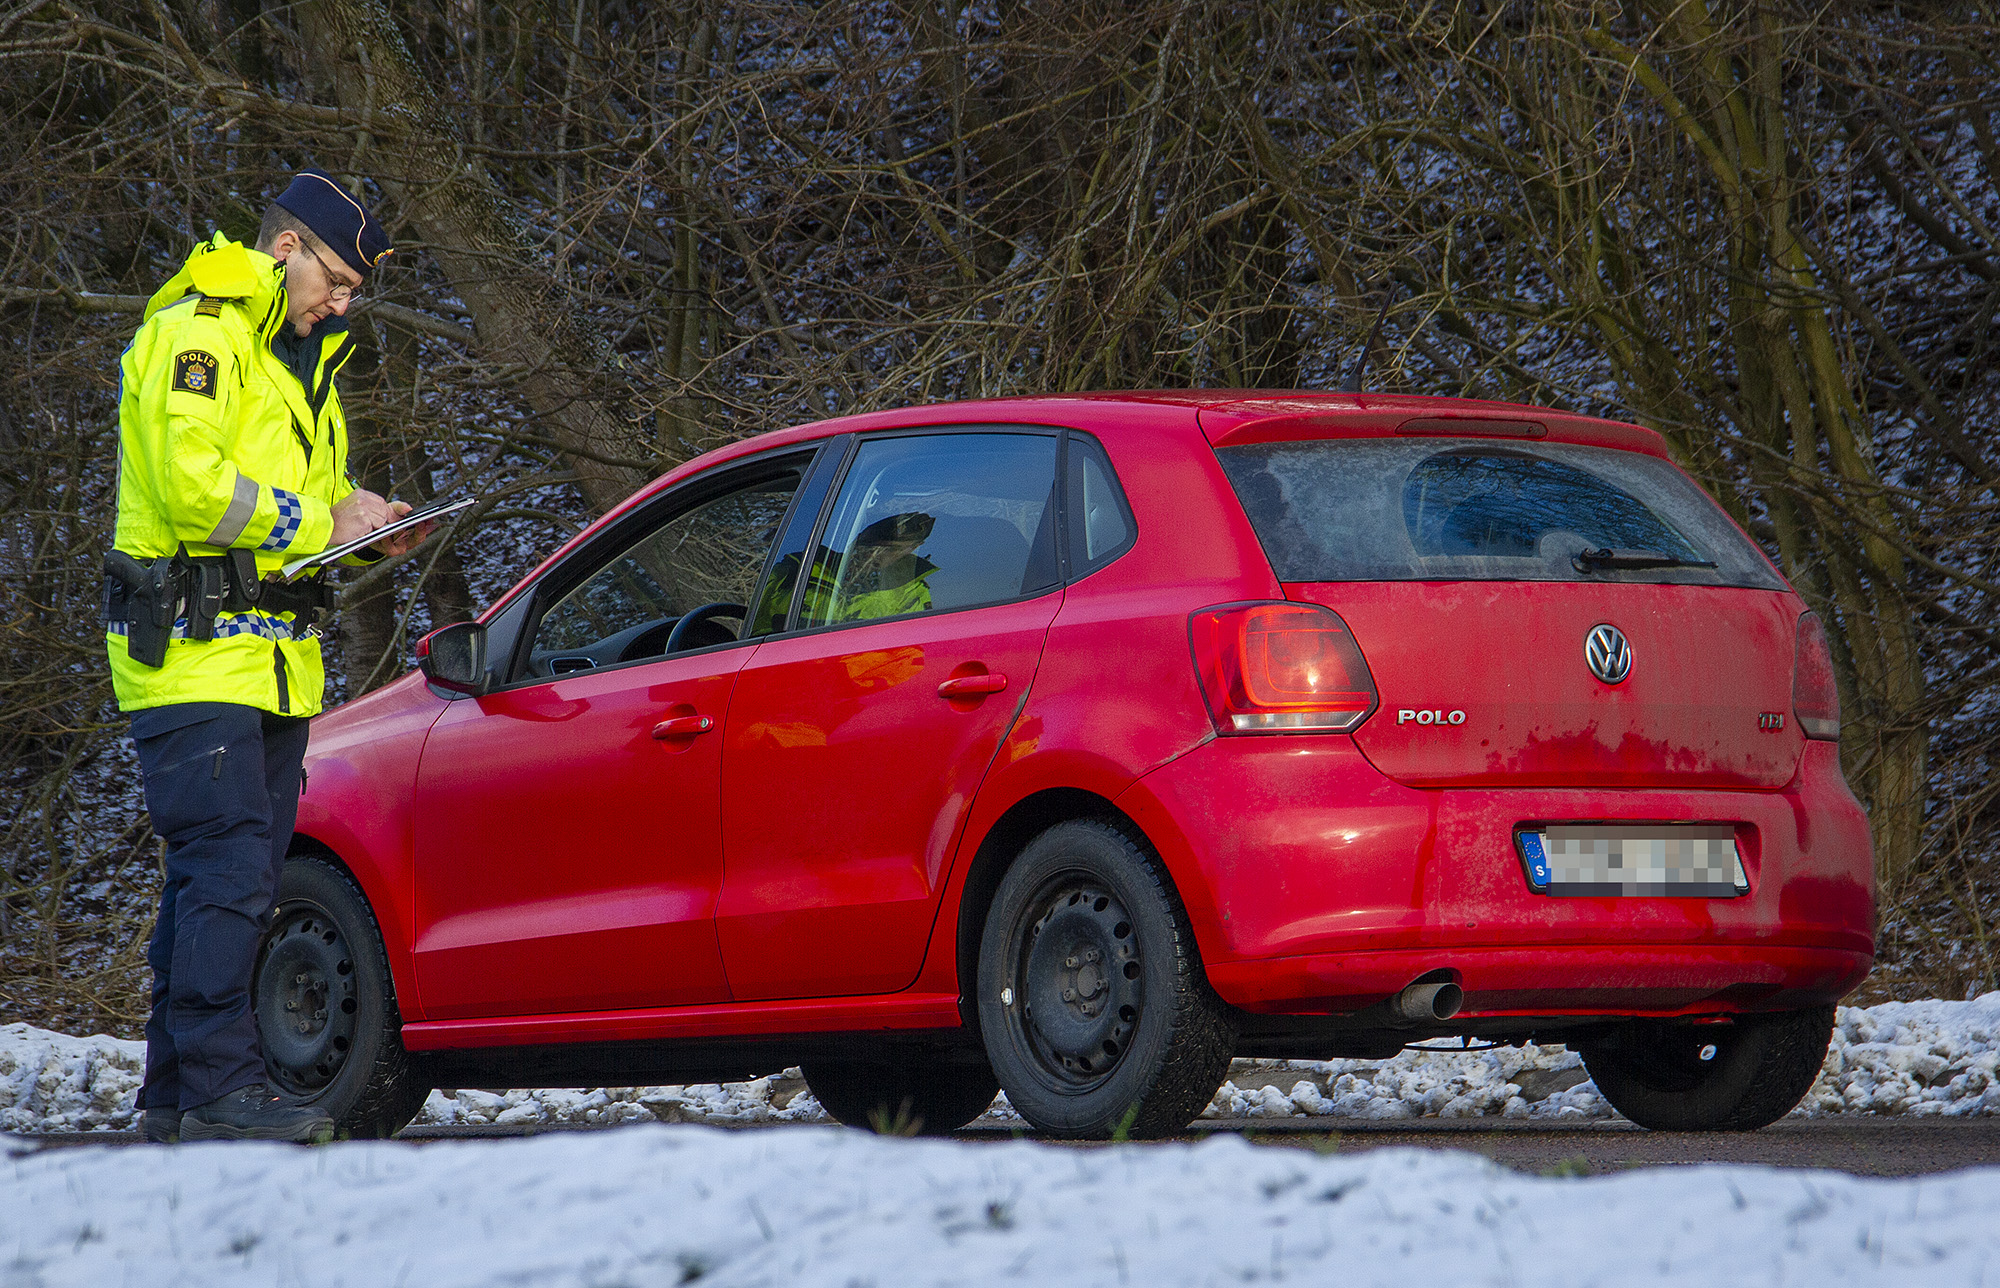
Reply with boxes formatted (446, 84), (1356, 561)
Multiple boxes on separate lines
(525, 465), (804, 676)
(796, 433), (1060, 629)
(1067, 433), (1135, 575)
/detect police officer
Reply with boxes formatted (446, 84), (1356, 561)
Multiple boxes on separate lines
(834, 512), (937, 621)
(760, 511), (937, 629)
(107, 169), (428, 1143)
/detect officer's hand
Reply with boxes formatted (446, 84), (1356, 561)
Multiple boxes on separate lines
(331, 489), (398, 546)
(369, 502), (436, 557)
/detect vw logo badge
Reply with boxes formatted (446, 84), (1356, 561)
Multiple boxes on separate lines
(1585, 624), (1633, 685)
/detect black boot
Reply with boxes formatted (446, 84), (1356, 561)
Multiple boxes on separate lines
(180, 1084), (335, 1144)
(141, 1106), (180, 1144)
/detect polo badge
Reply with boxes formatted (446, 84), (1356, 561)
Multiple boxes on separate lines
(172, 350), (219, 398)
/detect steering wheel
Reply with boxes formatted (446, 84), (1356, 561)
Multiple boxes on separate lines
(615, 616), (682, 664)
(664, 601), (748, 654)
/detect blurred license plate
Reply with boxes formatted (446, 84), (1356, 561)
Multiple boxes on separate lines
(1517, 824), (1748, 897)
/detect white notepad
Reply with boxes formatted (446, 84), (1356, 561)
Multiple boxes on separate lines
(278, 496), (475, 582)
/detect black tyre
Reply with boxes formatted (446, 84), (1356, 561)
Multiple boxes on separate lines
(802, 1055), (1000, 1135)
(254, 857), (428, 1139)
(1579, 1005), (1835, 1131)
(976, 819), (1234, 1139)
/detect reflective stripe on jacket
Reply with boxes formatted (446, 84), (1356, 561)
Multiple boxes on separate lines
(108, 232), (359, 717)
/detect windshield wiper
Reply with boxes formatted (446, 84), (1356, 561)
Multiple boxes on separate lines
(1572, 547), (1717, 573)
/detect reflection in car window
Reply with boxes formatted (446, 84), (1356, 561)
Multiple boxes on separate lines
(1403, 449), (1703, 561)
(1215, 438), (1786, 589)
(532, 469), (802, 665)
(796, 433), (1060, 628)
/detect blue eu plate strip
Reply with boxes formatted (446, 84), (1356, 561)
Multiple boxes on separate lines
(1520, 831), (1551, 889)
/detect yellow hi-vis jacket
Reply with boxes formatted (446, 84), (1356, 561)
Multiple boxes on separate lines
(107, 232), (364, 717)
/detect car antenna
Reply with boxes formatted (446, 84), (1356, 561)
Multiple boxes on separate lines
(1340, 289), (1396, 394)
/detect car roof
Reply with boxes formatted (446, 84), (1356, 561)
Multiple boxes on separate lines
(653, 390), (1663, 493)
(529, 392), (1670, 600)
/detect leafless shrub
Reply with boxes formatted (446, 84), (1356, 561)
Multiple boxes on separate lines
(1, 0), (1994, 1032)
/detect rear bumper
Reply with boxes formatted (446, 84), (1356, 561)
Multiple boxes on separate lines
(1207, 944), (1872, 1017)
(1116, 735), (1875, 1019)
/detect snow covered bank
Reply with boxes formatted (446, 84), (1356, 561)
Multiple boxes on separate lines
(5, 991), (1996, 1134)
(7, 1125), (2000, 1287)
(1207, 992), (2000, 1122)
(0, 1026), (144, 1134)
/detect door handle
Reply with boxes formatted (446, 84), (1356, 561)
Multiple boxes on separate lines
(937, 673), (1007, 699)
(651, 714), (715, 740)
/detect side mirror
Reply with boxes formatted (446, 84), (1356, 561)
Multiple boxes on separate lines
(416, 621), (490, 696)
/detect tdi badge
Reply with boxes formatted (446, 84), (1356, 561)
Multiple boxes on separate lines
(172, 350), (219, 399)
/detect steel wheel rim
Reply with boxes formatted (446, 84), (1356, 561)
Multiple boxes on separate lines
(255, 901), (360, 1097)
(1004, 872), (1143, 1092)
(1616, 1021), (1737, 1093)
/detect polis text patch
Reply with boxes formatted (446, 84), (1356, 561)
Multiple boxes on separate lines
(172, 350), (219, 398)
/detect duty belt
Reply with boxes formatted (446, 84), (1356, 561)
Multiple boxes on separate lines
(103, 547), (333, 667)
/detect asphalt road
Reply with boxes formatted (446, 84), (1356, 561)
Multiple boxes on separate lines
(17, 1117), (2000, 1176)
(1180, 1117), (2000, 1177)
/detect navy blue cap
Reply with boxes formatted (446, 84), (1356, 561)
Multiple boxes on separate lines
(272, 168), (391, 278)
(857, 512), (935, 545)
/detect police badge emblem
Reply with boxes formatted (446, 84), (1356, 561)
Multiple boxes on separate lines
(172, 350), (219, 398)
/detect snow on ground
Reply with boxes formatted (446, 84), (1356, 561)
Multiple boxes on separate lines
(7, 1124), (2000, 1287)
(1209, 992), (2000, 1123)
(4, 992), (1997, 1135)
(0, 1027), (144, 1134)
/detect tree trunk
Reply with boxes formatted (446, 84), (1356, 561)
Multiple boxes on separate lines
(299, 0), (654, 518)
(1578, 3), (1929, 895)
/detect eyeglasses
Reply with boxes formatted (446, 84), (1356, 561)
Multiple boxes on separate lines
(298, 242), (362, 304)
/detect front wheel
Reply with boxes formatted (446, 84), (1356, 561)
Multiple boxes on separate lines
(976, 819), (1234, 1139)
(254, 857), (429, 1139)
(1579, 1006), (1835, 1131)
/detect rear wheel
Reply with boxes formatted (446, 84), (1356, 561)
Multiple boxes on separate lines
(802, 1056), (1000, 1135)
(976, 819), (1234, 1139)
(1579, 1006), (1834, 1131)
(255, 857), (428, 1139)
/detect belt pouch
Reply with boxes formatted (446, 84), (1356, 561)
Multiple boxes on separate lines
(225, 549), (263, 610)
(185, 561), (224, 642)
(277, 577), (327, 635)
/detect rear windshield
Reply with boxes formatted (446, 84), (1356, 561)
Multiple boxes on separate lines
(1215, 438), (1786, 589)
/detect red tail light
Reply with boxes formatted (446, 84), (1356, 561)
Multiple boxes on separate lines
(1190, 602), (1378, 733)
(1793, 611), (1841, 740)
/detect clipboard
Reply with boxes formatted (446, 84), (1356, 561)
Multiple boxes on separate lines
(278, 495), (475, 582)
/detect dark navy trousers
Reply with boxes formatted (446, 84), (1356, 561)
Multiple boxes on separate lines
(131, 702), (310, 1111)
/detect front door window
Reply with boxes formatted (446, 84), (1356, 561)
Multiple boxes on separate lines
(527, 467), (804, 677)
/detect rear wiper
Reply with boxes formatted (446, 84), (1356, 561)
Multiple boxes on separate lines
(1572, 547), (1717, 573)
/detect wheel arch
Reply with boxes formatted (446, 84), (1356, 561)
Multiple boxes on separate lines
(285, 830), (422, 1022)
(951, 787), (1164, 1035)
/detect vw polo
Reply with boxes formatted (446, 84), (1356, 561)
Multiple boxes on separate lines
(263, 391), (1873, 1138)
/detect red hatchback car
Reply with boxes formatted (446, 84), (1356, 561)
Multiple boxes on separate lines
(265, 391), (1873, 1139)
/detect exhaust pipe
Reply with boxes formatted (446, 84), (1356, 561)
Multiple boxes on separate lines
(1392, 980), (1464, 1024)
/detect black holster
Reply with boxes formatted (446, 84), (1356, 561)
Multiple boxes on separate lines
(104, 549), (179, 668)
